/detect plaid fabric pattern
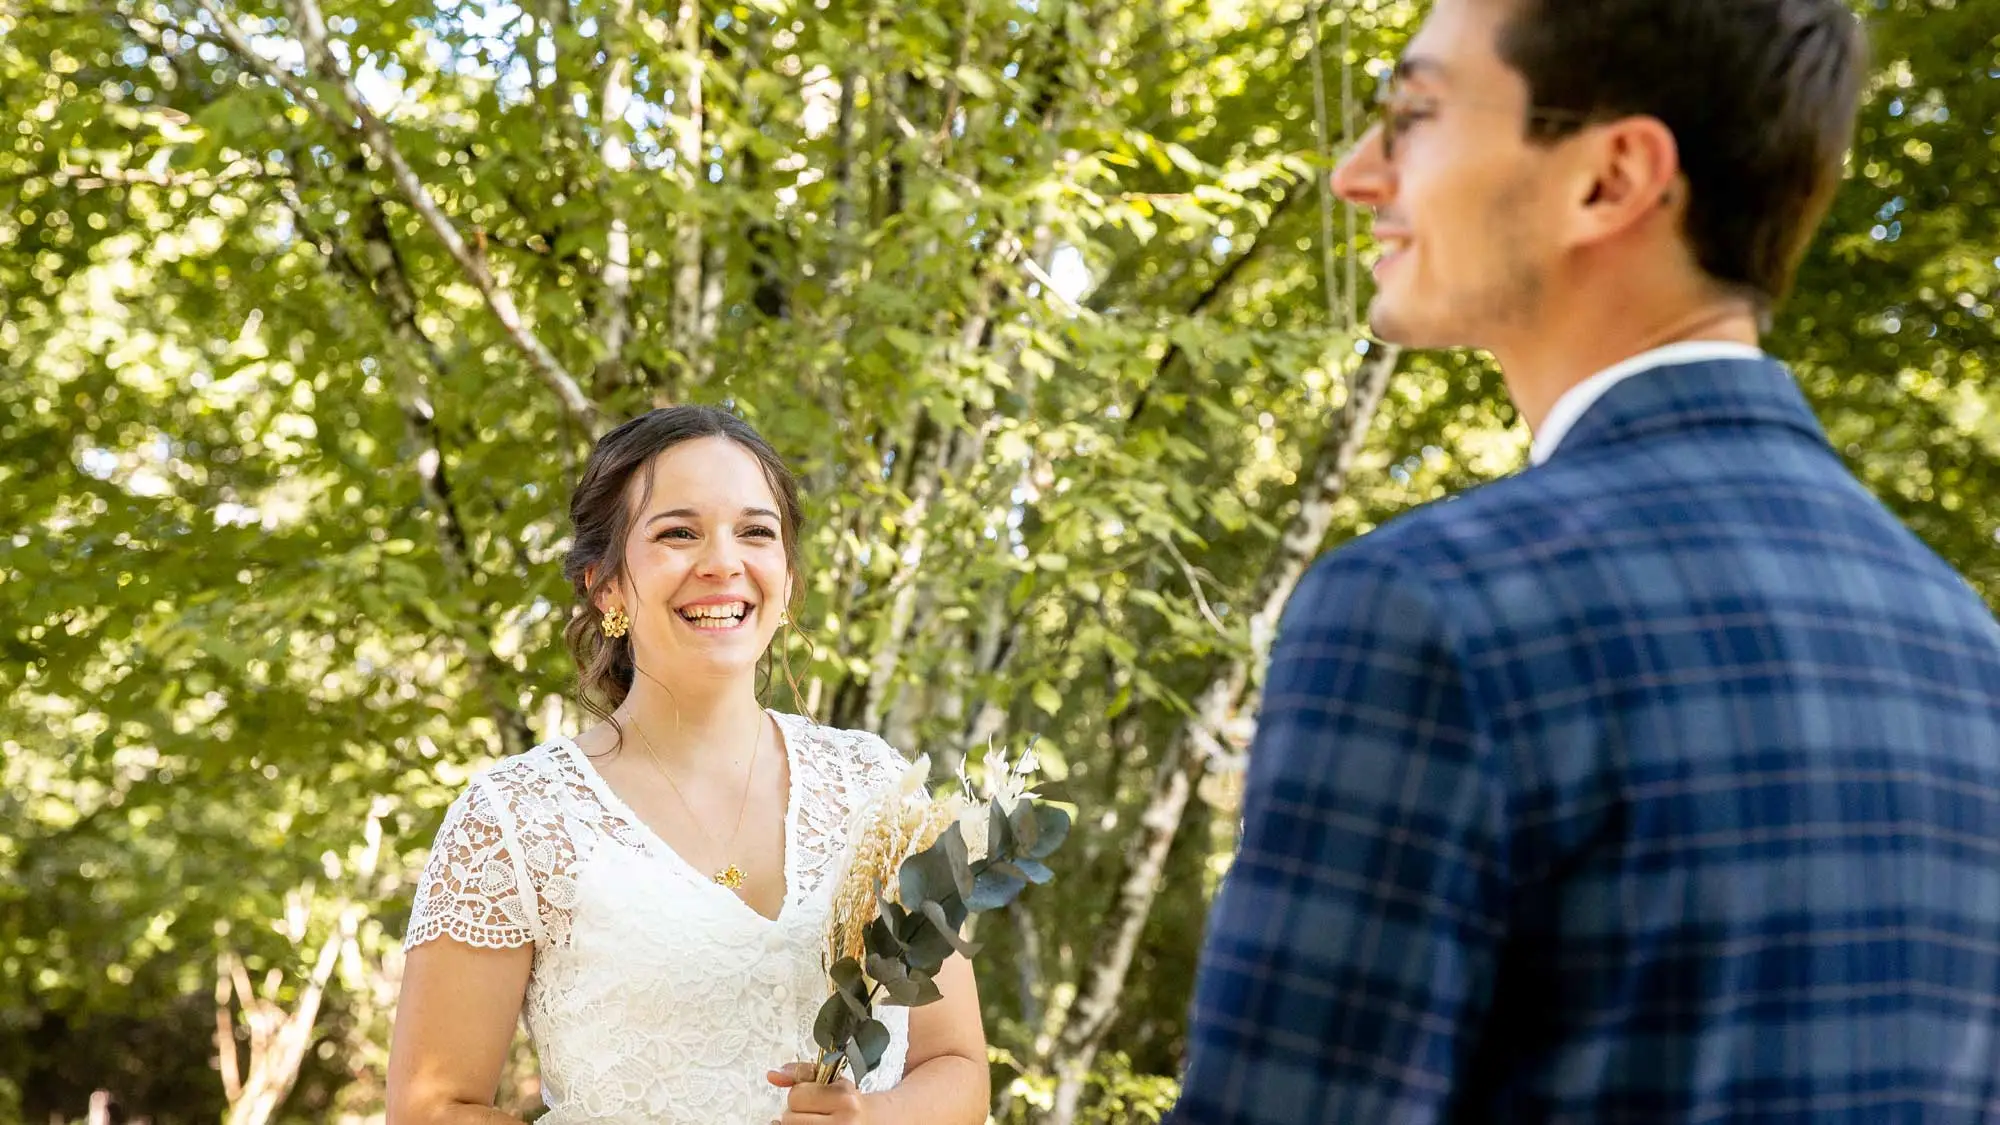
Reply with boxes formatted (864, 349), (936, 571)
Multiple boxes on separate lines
(1175, 358), (2000, 1124)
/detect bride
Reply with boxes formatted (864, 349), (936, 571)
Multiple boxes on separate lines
(386, 405), (989, 1124)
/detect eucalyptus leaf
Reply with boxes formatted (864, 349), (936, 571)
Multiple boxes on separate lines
(1008, 799), (1042, 855)
(897, 845), (939, 908)
(1026, 804), (1073, 860)
(899, 822), (973, 908)
(967, 865), (1029, 911)
(829, 957), (867, 992)
(987, 799), (1015, 861)
(814, 993), (858, 1051)
(937, 821), (974, 901)
(882, 972), (944, 1008)
(919, 899), (983, 958)
(865, 953), (919, 998)
(843, 1040), (872, 1084)
(1014, 857), (1055, 884)
(864, 912), (908, 963)
(905, 918), (957, 974)
(856, 1019), (892, 1072)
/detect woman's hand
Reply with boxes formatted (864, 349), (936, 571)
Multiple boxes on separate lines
(767, 1063), (870, 1125)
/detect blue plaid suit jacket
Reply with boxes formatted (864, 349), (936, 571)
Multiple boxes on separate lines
(1175, 357), (2000, 1124)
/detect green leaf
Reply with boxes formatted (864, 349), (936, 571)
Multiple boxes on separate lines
(1031, 681), (1063, 716)
(1025, 803), (1073, 861)
(919, 899), (981, 958)
(986, 798), (1013, 860)
(904, 916), (956, 973)
(830, 956), (866, 993)
(1009, 571), (1038, 610)
(1007, 799), (1041, 854)
(865, 904), (911, 962)
(952, 65), (997, 99)
(850, 1018), (892, 1080)
(844, 1039), (872, 1083)
(899, 822), (971, 907)
(814, 991), (858, 1051)
(868, 953), (944, 1006)
(966, 864), (1028, 911)
(865, 952), (917, 997)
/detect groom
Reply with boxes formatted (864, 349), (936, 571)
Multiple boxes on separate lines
(1176, 0), (2000, 1122)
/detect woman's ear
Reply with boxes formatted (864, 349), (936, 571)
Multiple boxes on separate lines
(586, 565), (623, 613)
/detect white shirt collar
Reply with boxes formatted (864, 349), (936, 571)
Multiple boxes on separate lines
(1529, 341), (1768, 465)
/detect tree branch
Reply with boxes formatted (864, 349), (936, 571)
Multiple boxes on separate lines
(668, 0), (709, 390)
(187, 0), (352, 134)
(279, 165), (535, 756)
(1122, 180), (1307, 427)
(219, 802), (390, 1125)
(590, 0), (638, 396)
(1043, 345), (1403, 1125)
(195, 0), (600, 432)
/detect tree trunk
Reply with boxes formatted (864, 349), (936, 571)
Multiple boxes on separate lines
(219, 804), (390, 1125)
(670, 0), (708, 389)
(591, 0), (638, 397)
(1042, 345), (1401, 1124)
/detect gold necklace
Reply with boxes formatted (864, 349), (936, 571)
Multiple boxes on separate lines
(630, 713), (764, 889)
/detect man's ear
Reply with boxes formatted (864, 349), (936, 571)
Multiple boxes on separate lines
(1567, 115), (1683, 247)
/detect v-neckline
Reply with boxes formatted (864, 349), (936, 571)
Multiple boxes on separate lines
(558, 708), (802, 926)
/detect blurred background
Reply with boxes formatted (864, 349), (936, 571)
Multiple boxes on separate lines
(2, 0), (1995, 1120)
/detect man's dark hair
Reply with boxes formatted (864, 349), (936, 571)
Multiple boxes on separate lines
(1497, 0), (1868, 311)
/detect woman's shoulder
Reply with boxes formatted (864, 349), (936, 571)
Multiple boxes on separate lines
(772, 712), (910, 785)
(474, 738), (573, 789)
(448, 739), (578, 822)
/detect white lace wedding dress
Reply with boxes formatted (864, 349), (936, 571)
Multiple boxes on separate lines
(404, 710), (913, 1124)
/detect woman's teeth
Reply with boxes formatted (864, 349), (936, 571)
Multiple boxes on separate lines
(678, 602), (749, 629)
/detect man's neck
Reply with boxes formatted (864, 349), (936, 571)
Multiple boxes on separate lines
(1492, 296), (1761, 435)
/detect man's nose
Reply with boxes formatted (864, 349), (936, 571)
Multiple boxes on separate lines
(1330, 123), (1392, 207)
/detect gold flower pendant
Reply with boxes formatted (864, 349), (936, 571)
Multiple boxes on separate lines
(713, 864), (746, 889)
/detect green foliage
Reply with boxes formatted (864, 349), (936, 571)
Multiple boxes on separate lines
(997, 1051), (1180, 1125)
(1, 0), (1994, 1119)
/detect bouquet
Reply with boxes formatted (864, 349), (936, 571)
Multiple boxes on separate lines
(811, 746), (1070, 1084)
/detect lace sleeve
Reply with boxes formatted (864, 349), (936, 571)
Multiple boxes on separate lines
(404, 776), (543, 951)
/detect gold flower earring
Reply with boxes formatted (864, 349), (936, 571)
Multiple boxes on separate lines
(601, 606), (630, 638)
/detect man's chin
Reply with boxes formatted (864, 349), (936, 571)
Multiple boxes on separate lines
(1364, 296), (1471, 351)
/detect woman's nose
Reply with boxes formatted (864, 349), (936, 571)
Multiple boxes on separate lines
(693, 535), (743, 577)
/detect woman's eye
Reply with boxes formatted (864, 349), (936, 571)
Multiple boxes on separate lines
(743, 526), (779, 540)
(655, 527), (697, 541)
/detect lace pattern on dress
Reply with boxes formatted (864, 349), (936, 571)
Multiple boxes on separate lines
(403, 713), (919, 1123)
(404, 776), (539, 950)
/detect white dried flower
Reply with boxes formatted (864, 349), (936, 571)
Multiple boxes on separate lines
(957, 800), (992, 863)
(974, 745), (1041, 811)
